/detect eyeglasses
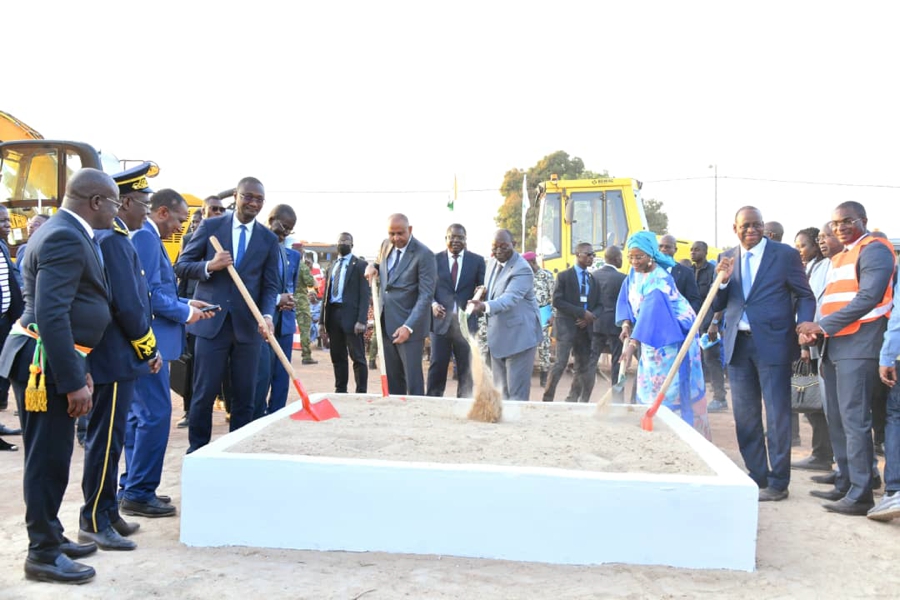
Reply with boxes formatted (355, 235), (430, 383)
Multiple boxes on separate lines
(207, 206), (227, 214)
(737, 222), (765, 232)
(576, 252), (597, 257)
(627, 253), (649, 262)
(239, 192), (264, 204)
(829, 217), (862, 230)
(96, 195), (122, 210)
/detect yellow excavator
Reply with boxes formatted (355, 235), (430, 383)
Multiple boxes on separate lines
(535, 175), (707, 273)
(1, 110), (200, 261)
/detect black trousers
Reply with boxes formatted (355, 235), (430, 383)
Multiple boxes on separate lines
(81, 379), (135, 532)
(543, 327), (593, 402)
(12, 376), (76, 563)
(327, 306), (368, 393)
(427, 316), (473, 398)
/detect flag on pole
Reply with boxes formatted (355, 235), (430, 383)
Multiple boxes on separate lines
(521, 173), (529, 251)
(447, 174), (457, 211)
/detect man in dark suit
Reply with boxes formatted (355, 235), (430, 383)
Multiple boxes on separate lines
(659, 235), (702, 313)
(542, 242), (602, 403)
(589, 245), (627, 401)
(80, 171), (163, 549)
(0, 206), (25, 445)
(175, 177), (281, 452)
(253, 204), (301, 415)
(365, 214), (436, 396)
(797, 201), (896, 516)
(713, 206), (815, 502)
(426, 224), (485, 398)
(174, 195), (226, 427)
(692, 241), (728, 412)
(321, 232), (370, 393)
(125, 187), (213, 517)
(0, 168), (118, 583)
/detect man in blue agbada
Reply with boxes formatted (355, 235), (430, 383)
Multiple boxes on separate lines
(616, 231), (711, 440)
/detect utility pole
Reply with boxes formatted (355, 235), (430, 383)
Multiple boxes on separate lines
(709, 164), (718, 247)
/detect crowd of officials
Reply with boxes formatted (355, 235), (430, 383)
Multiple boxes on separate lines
(0, 163), (898, 584)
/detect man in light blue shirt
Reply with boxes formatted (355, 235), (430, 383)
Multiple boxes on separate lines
(870, 277), (900, 521)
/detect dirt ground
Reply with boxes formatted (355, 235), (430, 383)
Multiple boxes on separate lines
(1, 348), (898, 599)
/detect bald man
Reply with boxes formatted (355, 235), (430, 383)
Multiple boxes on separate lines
(365, 214), (436, 395)
(0, 168), (119, 583)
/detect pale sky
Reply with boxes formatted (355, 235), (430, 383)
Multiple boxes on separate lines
(4, 1), (898, 257)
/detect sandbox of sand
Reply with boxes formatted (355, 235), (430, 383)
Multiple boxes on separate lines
(181, 394), (758, 571)
(228, 397), (713, 476)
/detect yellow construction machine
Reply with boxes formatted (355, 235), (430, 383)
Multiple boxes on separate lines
(0, 110), (200, 260)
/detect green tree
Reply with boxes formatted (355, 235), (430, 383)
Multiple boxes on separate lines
(494, 151), (608, 252)
(644, 198), (669, 235)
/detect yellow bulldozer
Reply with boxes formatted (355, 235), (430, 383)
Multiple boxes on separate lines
(0, 110), (200, 261)
(535, 175), (709, 273)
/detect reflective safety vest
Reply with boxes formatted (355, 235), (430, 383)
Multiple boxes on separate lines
(820, 235), (894, 337)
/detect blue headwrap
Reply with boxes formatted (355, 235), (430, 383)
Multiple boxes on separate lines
(626, 231), (676, 268)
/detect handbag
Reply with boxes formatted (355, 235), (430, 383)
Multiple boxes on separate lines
(790, 360), (822, 413)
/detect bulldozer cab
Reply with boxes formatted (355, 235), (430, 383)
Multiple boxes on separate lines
(0, 140), (114, 254)
(536, 177), (648, 274)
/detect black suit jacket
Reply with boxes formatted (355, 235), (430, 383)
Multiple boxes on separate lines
(591, 265), (626, 335)
(321, 254), (370, 334)
(431, 249), (485, 335)
(552, 266), (602, 340)
(670, 262), (702, 313)
(0, 211), (111, 393)
(88, 218), (156, 385)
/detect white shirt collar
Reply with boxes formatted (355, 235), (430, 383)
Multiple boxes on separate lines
(742, 235), (768, 258)
(844, 232), (869, 251)
(60, 208), (95, 239)
(232, 212), (253, 230)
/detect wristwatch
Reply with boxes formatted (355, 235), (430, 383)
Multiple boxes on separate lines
(711, 319), (720, 325)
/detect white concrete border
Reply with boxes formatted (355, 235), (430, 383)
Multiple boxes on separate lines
(181, 395), (758, 571)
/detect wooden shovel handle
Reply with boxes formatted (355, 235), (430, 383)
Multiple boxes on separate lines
(209, 235), (310, 408)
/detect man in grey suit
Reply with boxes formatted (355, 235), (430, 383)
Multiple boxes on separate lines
(467, 229), (542, 401)
(797, 201), (896, 516)
(366, 214), (436, 396)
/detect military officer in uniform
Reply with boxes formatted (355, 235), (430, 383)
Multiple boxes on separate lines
(79, 163), (162, 551)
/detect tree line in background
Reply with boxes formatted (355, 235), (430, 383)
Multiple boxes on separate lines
(493, 150), (669, 252)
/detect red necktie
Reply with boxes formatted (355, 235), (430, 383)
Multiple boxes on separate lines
(451, 254), (459, 290)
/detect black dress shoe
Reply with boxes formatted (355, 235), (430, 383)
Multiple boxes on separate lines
(24, 554), (95, 584)
(810, 487), (846, 502)
(0, 423), (22, 435)
(0, 438), (18, 451)
(759, 488), (789, 502)
(792, 455), (833, 472)
(156, 494), (172, 504)
(120, 496), (177, 518)
(823, 497), (875, 516)
(111, 517), (140, 537)
(59, 537), (97, 559)
(78, 526), (136, 551)
(811, 471), (837, 485)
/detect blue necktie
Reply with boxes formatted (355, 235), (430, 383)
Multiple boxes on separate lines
(332, 257), (345, 301)
(235, 225), (247, 268)
(741, 250), (753, 327)
(387, 249), (399, 278)
(581, 270), (589, 310)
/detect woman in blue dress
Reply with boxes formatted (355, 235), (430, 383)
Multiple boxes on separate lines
(616, 231), (711, 440)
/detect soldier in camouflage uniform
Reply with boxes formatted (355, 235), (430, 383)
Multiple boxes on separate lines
(523, 252), (555, 387)
(293, 248), (318, 364)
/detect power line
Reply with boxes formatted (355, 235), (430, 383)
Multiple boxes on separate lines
(645, 175), (900, 189)
(268, 188), (497, 194)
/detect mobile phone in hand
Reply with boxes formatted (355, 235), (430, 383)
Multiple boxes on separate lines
(201, 304), (221, 312)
